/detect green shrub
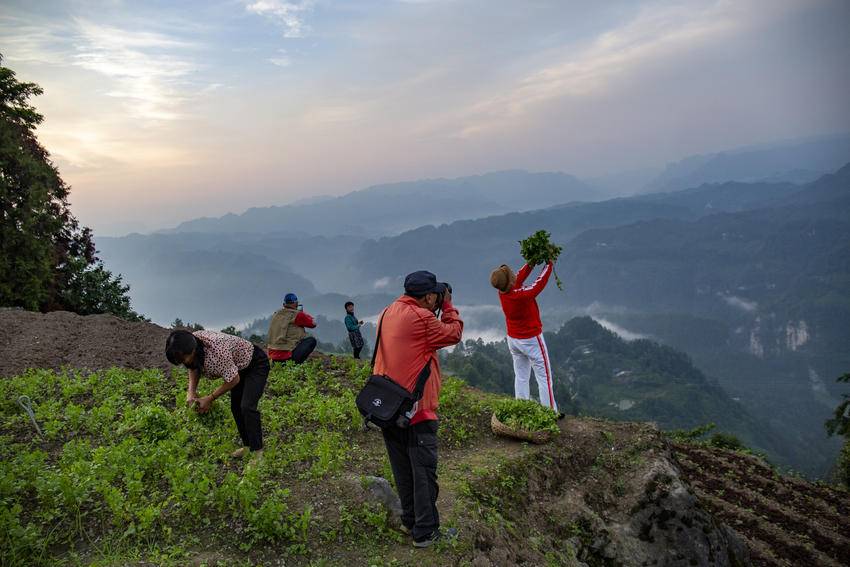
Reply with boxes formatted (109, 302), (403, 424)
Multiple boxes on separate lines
(493, 398), (560, 434)
(837, 439), (850, 489)
(707, 432), (745, 451)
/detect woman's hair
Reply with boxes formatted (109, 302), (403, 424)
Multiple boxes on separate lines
(344, 301), (354, 309)
(165, 330), (197, 365)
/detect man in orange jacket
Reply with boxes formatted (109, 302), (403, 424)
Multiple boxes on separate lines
(373, 270), (463, 547)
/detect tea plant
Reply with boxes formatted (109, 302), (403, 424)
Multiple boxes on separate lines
(0, 360), (365, 565)
(493, 398), (560, 434)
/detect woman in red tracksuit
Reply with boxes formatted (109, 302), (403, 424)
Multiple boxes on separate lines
(490, 261), (558, 411)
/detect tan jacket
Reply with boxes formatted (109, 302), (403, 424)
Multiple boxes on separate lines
(267, 307), (313, 351)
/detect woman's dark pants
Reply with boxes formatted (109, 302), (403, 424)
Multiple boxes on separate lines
(230, 346), (269, 451)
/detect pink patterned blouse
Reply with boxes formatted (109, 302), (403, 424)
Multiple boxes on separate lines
(193, 330), (255, 382)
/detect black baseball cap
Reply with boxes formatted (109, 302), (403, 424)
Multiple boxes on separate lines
(404, 270), (448, 297)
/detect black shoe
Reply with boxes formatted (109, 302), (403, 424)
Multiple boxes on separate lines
(557, 412), (566, 420)
(413, 527), (458, 548)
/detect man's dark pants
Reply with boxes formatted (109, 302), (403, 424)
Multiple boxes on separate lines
(381, 420), (439, 541)
(230, 345), (269, 451)
(291, 337), (317, 364)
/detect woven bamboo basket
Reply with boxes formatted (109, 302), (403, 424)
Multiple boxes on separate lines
(490, 413), (554, 444)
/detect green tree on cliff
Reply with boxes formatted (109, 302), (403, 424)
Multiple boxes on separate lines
(0, 55), (143, 320)
(826, 373), (850, 487)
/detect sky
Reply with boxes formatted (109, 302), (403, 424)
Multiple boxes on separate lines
(2, 0), (849, 235)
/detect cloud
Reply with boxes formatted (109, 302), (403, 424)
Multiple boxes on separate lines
(594, 318), (649, 341)
(244, 0), (314, 38)
(449, 0), (803, 140)
(72, 19), (199, 121)
(303, 105), (362, 125)
(269, 49), (292, 67)
(0, 16), (71, 65)
(720, 294), (758, 312)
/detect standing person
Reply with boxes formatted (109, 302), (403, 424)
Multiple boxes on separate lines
(490, 261), (560, 413)
(373, 270), (463, 548)
(267, 293), (318, 364)
(165, 329), (270, 459)
(344, 301), (365, 359)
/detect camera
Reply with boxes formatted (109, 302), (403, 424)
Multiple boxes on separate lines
(435, 282), (452, 312)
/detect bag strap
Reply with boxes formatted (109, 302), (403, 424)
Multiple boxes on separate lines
(370, 310), (386, 370)
(370, 309), (432, 401)
(410, 360), (431, 401)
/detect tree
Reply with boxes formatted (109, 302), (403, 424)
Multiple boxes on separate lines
(826, 373), (850, 487)
(0, 55), (142, 319)
(825, 373), (850, 437)
(220, 326), (242, 337)
(172, 318), (204, 331)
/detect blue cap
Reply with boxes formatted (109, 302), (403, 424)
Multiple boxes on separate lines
(404, 271), (447, 297)
(284, 293), (298, 304)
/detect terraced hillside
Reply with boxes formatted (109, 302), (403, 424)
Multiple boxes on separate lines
(673, 443), (850, 567)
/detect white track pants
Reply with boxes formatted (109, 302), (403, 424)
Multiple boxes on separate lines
(507, 334), (557, 411)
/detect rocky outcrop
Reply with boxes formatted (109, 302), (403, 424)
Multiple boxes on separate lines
(465, 418), (750, 566)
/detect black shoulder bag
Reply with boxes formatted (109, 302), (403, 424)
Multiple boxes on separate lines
(355, 312), (431, 430)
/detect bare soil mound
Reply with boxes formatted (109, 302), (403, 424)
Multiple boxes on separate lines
(0, 309), (172, 377)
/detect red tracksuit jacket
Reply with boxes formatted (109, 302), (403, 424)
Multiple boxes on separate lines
(498, 261), (552, 339)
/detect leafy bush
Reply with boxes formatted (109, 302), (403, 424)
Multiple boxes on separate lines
(835, 440), (850, 489)
(707, 432), (745, 451)
(493, 398), (560, 434)
(667, 423), (717, 442)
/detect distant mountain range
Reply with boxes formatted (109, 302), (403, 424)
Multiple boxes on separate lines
(165, 170), (599, 237)
(354, 173), (829, 303)
(642, 133), (850, 193)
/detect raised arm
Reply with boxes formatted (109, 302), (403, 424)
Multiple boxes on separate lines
(513, 261), (553, 298)
(295, 311), (317, 329)
(514, 263), (533, 288)
(425, 300), (464, 350)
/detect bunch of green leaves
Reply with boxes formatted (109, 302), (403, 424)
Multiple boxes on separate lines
(519, 230), (563, 290)
(493, 398), (560, 435)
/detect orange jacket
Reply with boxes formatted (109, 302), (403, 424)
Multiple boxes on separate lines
(373, 295), (463, 424)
